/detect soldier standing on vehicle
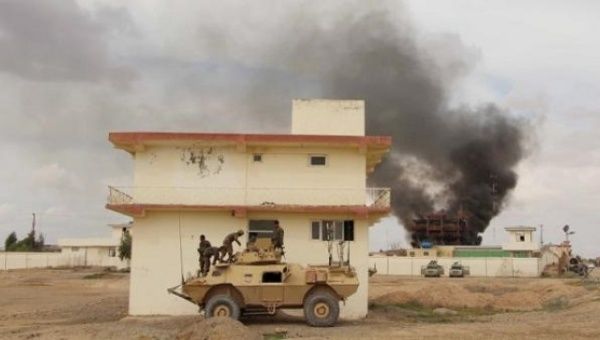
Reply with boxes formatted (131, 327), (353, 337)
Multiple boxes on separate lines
(201, 246), (223, 275)
(197, 235), (211, 274)
(271, 220), (284, 251)
(221, 229), (244, 263)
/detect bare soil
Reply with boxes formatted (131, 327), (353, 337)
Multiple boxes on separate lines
(1, 268), (599, 339)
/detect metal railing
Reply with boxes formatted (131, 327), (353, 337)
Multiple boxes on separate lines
(107, 186), (391, 208)
(366, 187), (391, 208)
(108, 186), (133, 205)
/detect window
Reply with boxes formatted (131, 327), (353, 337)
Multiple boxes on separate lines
(519, 235), (525, 242)
(72, 247), (79, 252)
(309, 155), (327, 166)
(108, 248), (116, 257)
(249, 220), (277, 240)
(253, 154), (262, 162)
(311, 222), (320, 240)
(311, 220), (354, 241)
(262, 271), (282, 283)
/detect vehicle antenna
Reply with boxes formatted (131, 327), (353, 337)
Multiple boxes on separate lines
(178, 211), (184, 285)
(347, 241), (351, 266)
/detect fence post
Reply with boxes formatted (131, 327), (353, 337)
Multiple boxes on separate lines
(485, 257), (488, 277)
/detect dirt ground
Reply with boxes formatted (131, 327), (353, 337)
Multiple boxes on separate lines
(1, 268), (599, 339)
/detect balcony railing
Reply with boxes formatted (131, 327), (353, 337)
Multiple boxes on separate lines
(108, 186), (133, 205)
(107, 186), (390, 209)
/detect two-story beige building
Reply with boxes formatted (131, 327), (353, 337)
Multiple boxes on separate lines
(106, 99), (391, 318)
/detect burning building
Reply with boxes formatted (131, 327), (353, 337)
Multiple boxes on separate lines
(409, 210), (470, 247)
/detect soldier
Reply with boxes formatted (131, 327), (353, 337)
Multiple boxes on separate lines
(246, 232), (258, 252)
(221, 229), (244, 263)
(271, 220), (284, 250)
(197, 235), (211, 275)
(202, 246), (223, 275)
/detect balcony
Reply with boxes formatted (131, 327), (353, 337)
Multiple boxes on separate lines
(107, 186), (390, 216)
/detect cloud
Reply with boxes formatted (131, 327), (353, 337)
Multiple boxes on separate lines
(0, 203), (16, 222)
(31, 163), (82, 190)
(0, 0), (136, 85)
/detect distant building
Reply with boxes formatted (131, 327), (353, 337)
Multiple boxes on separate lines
(57, 223), (131, 269)
(106, 99), (391, 318)
(503, 226), (539, 257)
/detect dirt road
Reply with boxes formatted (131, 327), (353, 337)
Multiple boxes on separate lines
(1, 268), (599, 339)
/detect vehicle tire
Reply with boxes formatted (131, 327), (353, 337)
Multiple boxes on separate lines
(303, 290), (340, 327)
(204, 294), (241, 320)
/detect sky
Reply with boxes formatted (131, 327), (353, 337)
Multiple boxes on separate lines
(0, 0), (598, 257)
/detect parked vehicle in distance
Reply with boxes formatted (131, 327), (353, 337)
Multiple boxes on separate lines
(421, 260), (444, 277)
(449, 262), (470, 278)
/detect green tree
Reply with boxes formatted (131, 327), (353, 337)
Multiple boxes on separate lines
(4, 230), (45, 252)
(36, 233), (45, 250)
(119, 231), (132, 261)
(4, 232), (17, 251)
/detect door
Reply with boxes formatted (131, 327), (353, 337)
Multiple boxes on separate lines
(260, 271), (284, 302)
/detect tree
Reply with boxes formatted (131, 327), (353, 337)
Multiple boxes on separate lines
(36, 233), (45, 250)
(4, 232), (17, 251)
(119, 230), (132, 261)
(4, 230), (45, 252)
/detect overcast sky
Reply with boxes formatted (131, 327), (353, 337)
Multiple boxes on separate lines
(0, 1), (598, 257)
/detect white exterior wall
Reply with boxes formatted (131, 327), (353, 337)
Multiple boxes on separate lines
(369, 256), (542, 277)
(131, 145), (366, 206)
(291, 99), (365, 136)
(503, 227), (539, 252)
(130, 211), (369, 319)
(0, 250), (125, 270)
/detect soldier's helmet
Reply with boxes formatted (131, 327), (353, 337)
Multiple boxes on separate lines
(237, 229), (244, 235)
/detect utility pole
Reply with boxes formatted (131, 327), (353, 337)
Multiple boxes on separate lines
(540, 224), (544, 246)
(31, 213), (36, 233)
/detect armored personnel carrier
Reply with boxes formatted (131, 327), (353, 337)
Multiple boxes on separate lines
(168, 242), (359, 327)
(448, 262), (470, 278)
(421, 260), (444, 277)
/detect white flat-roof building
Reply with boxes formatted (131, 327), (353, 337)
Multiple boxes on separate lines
(57, 223), (131, 269)
(106, 99), (391, 318)
(502, 226), (539, 257)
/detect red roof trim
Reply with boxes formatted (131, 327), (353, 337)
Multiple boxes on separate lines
(109, 132), (391, 149)
(106, 203), (390, 219)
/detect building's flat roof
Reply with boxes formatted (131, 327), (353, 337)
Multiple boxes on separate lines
(505, 226), (536, 232)
(106, 203), (390, 220)
(109, 132), (391, 173)
(58, 238), (119, 247)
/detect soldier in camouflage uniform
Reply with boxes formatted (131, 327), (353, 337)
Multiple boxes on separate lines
(271, 220), (284, 251)
(221, 229), (244, 263)
(202, 246), (223, 275)
(197, 235), (211, 275)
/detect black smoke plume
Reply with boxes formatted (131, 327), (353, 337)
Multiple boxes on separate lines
(255, 7), (528, 245)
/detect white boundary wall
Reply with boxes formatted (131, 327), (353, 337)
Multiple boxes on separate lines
(0, 251), (126, 270)
(370, 256), (542, 277)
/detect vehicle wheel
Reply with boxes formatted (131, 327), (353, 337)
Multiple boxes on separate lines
(204, 294), (241, 320)
(304, 290), (340, 327)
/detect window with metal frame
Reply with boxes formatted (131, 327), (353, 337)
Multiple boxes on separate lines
(309, 155), (327, 166)
(310, 220), (354, 241)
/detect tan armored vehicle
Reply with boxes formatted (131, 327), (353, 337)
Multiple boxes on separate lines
(449, 262), (470, 278)
(169, 239), (359, 327)
(421, 260), (444, 277)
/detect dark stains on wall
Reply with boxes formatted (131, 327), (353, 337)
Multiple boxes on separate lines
(179, 146), (225, 177)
